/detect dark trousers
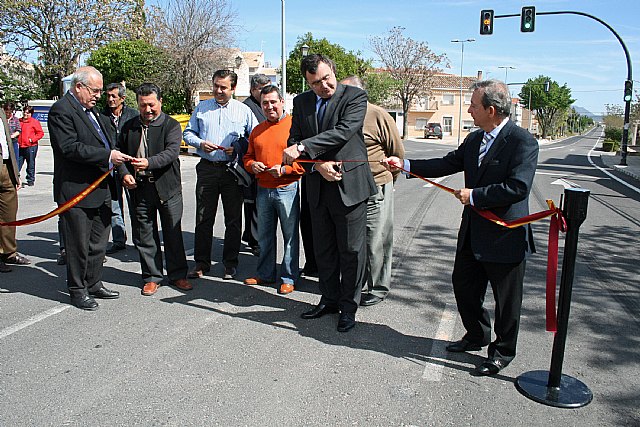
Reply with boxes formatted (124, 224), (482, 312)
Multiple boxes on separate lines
(452, 236), (526, 365)
(242, 200), (259, 247)
(17, 145), (38, 185)
(310, 181), (367, 313)
(130, 182), (187, 283)
(0, 161), (18, 259)
(194, 160), (243, 268)
(299, 176), (316, 270)
(60, 203), (111, 299)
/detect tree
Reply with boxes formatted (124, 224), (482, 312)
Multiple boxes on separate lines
(0, 0), (147, 98)
(285, 33), (371, 95)
(519, 76), (574, 139)
(369, 27), (449, 139)
(0, 54), (44, 103)
(362, 71), (401, 108)
(152, 0), (237, 113)
(87, 40), (171, 92)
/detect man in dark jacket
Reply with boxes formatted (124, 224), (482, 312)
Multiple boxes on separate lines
(241, 73), (271, 257)
(103, 82), (138, 254)
(117, 83), (192, 296)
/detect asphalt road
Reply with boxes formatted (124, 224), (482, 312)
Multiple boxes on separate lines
(1, 128), (639, 426)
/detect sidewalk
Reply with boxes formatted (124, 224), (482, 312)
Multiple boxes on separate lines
(599, 149), (640, 182)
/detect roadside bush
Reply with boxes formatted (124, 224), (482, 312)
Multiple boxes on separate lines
(604, 127), (623, 143)
(602, 140), (620, 152)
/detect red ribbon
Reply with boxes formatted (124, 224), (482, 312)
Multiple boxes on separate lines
(0, 168), (112, 227)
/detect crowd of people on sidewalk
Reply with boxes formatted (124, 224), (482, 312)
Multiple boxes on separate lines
(0, 54), (538, 376)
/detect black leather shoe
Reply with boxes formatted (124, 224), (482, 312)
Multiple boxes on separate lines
(337, 312), (356, 332)
(473, 359), (506, 376)
(71, 295), (99, 311)
(360, 294), (383, 307)
(446, 339), (483, 353)
(89, 287), (120, 299)
(301, 304), (339, 319)
(106, 243), (126, 255)
(223, 266), (237, 280)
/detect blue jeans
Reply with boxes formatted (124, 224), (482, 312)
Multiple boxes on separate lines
(256, 181), (300, 284)
(18, 145), (38, 185)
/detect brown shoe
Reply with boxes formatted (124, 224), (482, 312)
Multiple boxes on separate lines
(5, 253), (30, 265)
(244, 277), (273, 285)
(187, 264), (209, 279)
(171, 279), (193, 291)
(141, 282), (160, 296)
(278, 283), (295, 294)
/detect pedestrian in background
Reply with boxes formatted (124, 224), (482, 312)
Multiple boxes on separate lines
(2, 102), (20, 161)
(17, 105), (44, 187)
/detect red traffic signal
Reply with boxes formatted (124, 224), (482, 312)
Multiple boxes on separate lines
(480, 10), (494, 35)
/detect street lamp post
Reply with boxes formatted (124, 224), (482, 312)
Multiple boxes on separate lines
(451, 38), (475, 146)
(300, 43), (309, 93)
(498, 65), (516, 84)
(281, 0), (286, 102)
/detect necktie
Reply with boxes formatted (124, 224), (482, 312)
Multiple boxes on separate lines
(86, 109), (112, 169)
(478, 132), (493, 166)
(317, 98), (328, 129)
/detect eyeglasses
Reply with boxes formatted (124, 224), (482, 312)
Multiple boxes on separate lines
(81, 82), (103, 96)
(308, 74), (332, 88)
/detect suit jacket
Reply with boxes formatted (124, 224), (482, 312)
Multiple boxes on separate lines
(1, 109), (19, 186)
(288, 84), (376, 207)
(116, 112), (183, 201)
(411, 120), (539, 263)
(103, 105), (139, 141)
(48, 92), (114, 208)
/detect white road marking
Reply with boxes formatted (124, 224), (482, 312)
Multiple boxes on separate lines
(550, 178), (581, 189)
(423, 177), (446, 188)
(422, 303), (458, 381)
(0, 305), (70, 340)
(587, 137), (640, 194)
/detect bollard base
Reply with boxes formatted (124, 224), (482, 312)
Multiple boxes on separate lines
(515, 370), (592, 408)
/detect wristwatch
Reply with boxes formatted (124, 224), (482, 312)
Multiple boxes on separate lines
(297, 143), (305, 152)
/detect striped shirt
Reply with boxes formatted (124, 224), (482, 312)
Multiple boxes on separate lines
(183, 98), (258, 162)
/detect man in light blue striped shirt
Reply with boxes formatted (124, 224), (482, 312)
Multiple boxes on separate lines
(184, 69), (259, 280)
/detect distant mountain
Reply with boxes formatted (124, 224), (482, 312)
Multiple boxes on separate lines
(573, 106), (602, 121)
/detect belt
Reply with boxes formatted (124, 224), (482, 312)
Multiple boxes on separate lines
(2, 158), (9, 164)
(136, 175), (155, 183)
(203, 159), (228, 167)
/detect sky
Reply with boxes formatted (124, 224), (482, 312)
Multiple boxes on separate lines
(227, 0), (640, 116)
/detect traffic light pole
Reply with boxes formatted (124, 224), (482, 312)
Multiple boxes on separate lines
(493, 10), (633, 165)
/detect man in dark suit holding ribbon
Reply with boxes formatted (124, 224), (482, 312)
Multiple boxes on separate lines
(385, 79), (538, 375)
(283, 54), (376, 332)
(48, 66), (132, 310)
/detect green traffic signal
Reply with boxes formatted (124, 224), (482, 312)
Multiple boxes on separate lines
(624, 80), (633, 102)
(521, 6), (536, 32)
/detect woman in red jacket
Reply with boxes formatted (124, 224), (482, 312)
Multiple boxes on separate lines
(18, 105), (44, 186)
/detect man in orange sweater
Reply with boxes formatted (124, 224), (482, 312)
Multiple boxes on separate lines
(243, 85), (305, 294)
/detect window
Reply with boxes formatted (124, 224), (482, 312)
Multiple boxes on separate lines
(442, 117), (453, 133)
(463, 120), (475, 130)
(442, 94), (455, 105)
(415, 118), (427, 130)
(464, 93), (472, 104)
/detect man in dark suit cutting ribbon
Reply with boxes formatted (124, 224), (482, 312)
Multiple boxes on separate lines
(48, 66), (132, 310)
(384, 79), (538, 375)
(283, 54), (376, 332)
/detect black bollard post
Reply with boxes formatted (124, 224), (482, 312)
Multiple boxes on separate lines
(515, 188), (593, 408)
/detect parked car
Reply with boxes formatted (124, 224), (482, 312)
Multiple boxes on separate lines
(423, 123), (443, 139)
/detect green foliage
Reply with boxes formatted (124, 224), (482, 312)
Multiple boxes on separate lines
(604, 126), (623, 143)
(363, 72), (401, 107)
(519, 75), (574, 138)
(0, 63), (45, 103)
(160, 89), (188, 115)
(286, 33), (371, 94)
(87, 40), (171, 91)
(602, 140), (620, 152)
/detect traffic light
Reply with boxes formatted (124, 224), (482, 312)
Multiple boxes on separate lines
(521, 6), (536, 32)
(624, 80), (633, 102)
(480, 10), (494, 35)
